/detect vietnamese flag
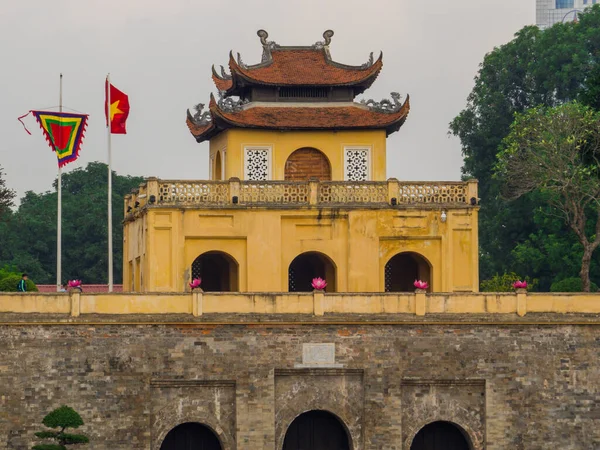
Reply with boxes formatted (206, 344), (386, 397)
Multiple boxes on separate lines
(105, 79), (130, 134)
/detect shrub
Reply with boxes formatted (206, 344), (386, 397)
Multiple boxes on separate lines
(550, 277), (599, 292)
(480, 272), (538, 292)
(0, 274), (38, 292)
(33, 405), (89, 449)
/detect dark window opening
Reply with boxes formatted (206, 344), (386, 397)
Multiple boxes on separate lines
(279, 87), (329, 99)
(160, 422), (222, 450)
(410, 421), (471, 450)
(191, 251), (239, 292)
(288, 252), (336, 293)
(283, 410), (350, 450)
(385, 252), (431, 292)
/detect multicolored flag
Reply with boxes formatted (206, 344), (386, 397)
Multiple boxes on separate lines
(105, 80), (130, 134)
(18, 111), (89, 167)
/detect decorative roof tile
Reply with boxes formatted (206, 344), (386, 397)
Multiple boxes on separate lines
(188, 94), (410, 143)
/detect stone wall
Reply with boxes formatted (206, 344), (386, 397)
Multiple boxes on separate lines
(0, 317), (598, 449)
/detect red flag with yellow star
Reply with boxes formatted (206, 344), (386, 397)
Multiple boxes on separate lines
(105, 79), (130, 134)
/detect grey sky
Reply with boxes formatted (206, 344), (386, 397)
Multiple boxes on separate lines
(1, 0), (533, 201)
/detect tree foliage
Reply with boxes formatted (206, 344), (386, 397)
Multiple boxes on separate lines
(0, 164), (16, 220)
(496, 102), (600, 291)
(450, 5), (600, 290)
(32, 405), (89, 449)
(0, 162), (143, 284)
(480, 272), (537, 292)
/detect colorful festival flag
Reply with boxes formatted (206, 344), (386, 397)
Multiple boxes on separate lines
(105, 80), (130, 134)
(18, 111), (89, 167)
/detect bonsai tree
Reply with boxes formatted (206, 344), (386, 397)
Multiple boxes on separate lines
(33, 405), (89, 449)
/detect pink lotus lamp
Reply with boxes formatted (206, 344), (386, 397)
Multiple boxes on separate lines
(414, 280), (429, 291)
(311, 277), (327, 291)
(68, 280), (82, 289)
(189, 278), (202, 290)
(513, 280), (528, 290)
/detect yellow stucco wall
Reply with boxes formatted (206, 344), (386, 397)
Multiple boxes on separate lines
(123, 206), (479, 293)
(2, 292), (599, 317)
(208, 129), (388, 181)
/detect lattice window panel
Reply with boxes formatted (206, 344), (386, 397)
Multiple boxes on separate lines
(397, 184), (467, 204)
(344, 148), (370, 181)
(288, 267), (297, 292)
(318, 182), (387, 204)
(158, 182), (229, 204)
(385, 263), (393, 292)
(240, 182), (309, 204)
(244, 147), (271, 181)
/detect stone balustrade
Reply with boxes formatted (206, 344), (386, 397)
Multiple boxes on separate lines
(0, 291), (598, 319)
(124, 178), (478, 212)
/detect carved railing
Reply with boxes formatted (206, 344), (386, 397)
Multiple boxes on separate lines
(395, 182), (468, 204)
(125, 178), (477, 211)
(157, 181), (229, 204)
(239, 181), (309, 204)
(319, 182), (388, 204)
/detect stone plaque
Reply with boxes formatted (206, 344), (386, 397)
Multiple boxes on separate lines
(296, 343), (341, 368)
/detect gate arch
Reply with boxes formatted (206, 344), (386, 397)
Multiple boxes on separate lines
(160, 422), (222, 450)
(284, 148), (332, 181)
(409, 421), (473, 450)
(191, 251), (239, 292)
(385, 251), (432, 292)
(282, 410), (351, 450)
(288, 251), (336, 292)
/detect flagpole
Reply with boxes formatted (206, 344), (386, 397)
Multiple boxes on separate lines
(57, 73), (63, 293)
(107, 74), (114, 292)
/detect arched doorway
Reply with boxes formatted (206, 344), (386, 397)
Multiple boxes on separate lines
(191, 251), (239, 292)
(288, 252), (336, 292)
(283, 410), (350, 450)
(213, 151), (222, 180)
(385, 252), (431, 292)
(284, 148), (332, 181)
(410, 421), (472, 450)
(160, 422), (222, 450)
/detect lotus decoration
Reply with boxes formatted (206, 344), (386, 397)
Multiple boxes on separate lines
(189, 278), (202, 290)
(414, 280), (429, 290)
(67, 280), (82, 288)
(513, 280), (528, 289)
(311, 277), (327, 291)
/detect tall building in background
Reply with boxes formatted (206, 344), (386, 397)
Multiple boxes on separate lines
(536, 0), (596, 28)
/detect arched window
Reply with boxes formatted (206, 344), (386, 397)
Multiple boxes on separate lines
(283, 410), (350, 450)
(288, 252), (336, 293)
(160, 422), (222, 450)
(191, 251), (239, 292)
(410, 421), (472, 450)
(284, 148), (332, 181)
(385, 252), (432, 292)
(214, 151), (222, 180)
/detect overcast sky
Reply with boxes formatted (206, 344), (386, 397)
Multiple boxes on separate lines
(0, 0), (534, 201)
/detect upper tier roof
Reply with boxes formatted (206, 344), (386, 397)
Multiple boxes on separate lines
(186, 93), (410, 143)
(212, 30), (382, 96)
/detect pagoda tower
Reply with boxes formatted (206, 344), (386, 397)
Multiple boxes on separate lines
(123, 30), (479, 294)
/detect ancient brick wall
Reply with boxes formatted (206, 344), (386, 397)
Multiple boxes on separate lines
(0, 320), (598, 449)
(284, 148), (332, 181)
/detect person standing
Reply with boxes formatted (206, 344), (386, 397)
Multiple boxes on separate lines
(17, 273), (28, 292)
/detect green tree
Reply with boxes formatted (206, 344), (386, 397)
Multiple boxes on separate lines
(496, 102), (600, 291)
(32, 405), (89, 450)
(0, 162), (143, 284)
(0, 164), (15, 220)
(450, 5), (600, 287)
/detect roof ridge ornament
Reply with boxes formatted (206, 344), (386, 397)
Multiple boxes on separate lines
(217, 91), (248, 113)
(220, 66), (232, 79)
(360, 92), (403, 113)
(236, 52), (248, 69)
(313, 29), (334, 49)
(187, 103), (212, 126)
(361, 52), (374, 69)
(257, 29), (279, 63)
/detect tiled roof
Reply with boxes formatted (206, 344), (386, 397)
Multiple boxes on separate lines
(228, 49), (382, 87)
(187, 94), (410, 143)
